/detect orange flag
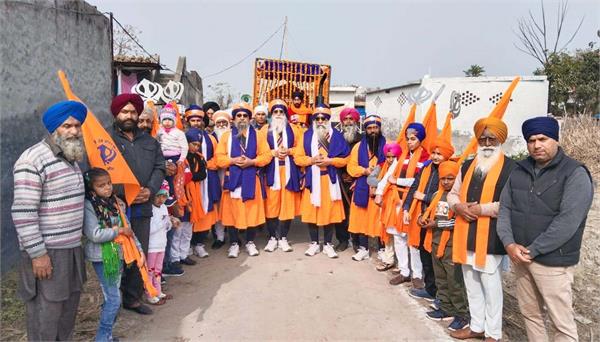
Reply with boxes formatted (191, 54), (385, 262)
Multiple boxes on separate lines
(170, 101), (185, 130)
(147, 100), (160, 138)
(58, 70), (141, 205)
(458, 76), (521, 164)
(420, 102), (438, 153)
(440, 112), (453, 144)
(396, 103), (417, 146)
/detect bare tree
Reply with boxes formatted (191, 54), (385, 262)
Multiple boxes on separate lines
(207, 82), (236, 109)
(514, 0), (584, 65)
(113, 24), (144, 56)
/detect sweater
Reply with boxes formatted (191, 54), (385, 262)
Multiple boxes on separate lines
(156, 127), (188, 162)
(148, 204), (172, 253)
(11, 137), (85, 258)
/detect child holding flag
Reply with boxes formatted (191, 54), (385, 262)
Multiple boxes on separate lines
(83, 168), (138, 342)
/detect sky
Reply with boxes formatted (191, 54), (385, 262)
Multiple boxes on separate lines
(89, 0), (599, 100)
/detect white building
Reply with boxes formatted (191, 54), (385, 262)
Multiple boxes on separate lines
(366, 75), (549, 154)
(329, 85), (359, 121)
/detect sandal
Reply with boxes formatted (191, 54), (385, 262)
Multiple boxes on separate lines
(376, 263), (394, 272)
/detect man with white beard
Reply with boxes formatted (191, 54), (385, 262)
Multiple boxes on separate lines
(295, 105), (350, 258)
(336, 108), (362, 252)
(12, 101), (88, 340)
(259, 100), (302, 252)
(211, 110), (233, 248)
(213, 110), (232, 141)
(447, 117), (516, 342)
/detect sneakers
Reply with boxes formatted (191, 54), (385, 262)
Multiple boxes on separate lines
(449, 327), (484, 340)
(447, 316), (470, 332)
(430, 298), (440, 310)
(228, 243), (240, 258)
(411, 277), (425, 289)
(408, 288), (435, 301)
(278, 238), (293, 252)
(211, 239), (225, 250)
(389, 274), (411, 286)
(264, 237), (278, 252)
(193, 244), (209, 258)
(335, 240), (349, 252)
(163, 265), (185, 277)
(305, 242), (320, 256)
(246, 242), (259, 256)
(426, 308), (453, 321)
(180, 256), (197, 265)
(352, 247), (369, 261)
(323, 243), (339, 258)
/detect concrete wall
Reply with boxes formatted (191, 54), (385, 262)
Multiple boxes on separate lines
(0, 0), (112, 272)
(367, 76), (549, 155)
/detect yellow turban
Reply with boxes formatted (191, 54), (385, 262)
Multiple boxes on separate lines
(438, 161), (460, 178)
(430, 137), (455, 159)
(474, 117), (508, 143)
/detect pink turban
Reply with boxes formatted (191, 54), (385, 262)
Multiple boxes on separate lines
(383, 142), (402, 158)
(339, 108), (360, 122)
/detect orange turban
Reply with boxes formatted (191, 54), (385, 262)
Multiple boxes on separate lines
(232, 102), (253, 117)
(438, 161), (460, 178)
(430, 138), (455, 159)
(474, 117), (508, 143)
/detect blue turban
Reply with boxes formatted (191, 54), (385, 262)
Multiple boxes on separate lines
(185, 128), (203, 143)
(42, 101), (87, 133)
(185, 104), (203, 112)
(522, 116), (559, 142)
(406, 122), (426, 141)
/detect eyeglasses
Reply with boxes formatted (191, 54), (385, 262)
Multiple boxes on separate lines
(236, 113), (249, 118)
(314, 116), (328, 122)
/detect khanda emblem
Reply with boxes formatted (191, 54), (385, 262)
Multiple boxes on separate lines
(97, 140), (117, 166)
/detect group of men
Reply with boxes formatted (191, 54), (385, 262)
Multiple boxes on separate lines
(12, 88), (594, 341)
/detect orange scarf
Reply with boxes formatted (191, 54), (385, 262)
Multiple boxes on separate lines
(452, 156), (505, 268)
(377, 160), (395, 243)
(407, 163), (432, 247)
(393, 147), (424, 232)
(114, 206), (159, 298)
(422, 188), (453, 258)
(185, 180), (206, 232)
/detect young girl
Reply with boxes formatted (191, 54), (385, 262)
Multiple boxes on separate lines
(83, 168), (135, 342)
(147, 181), (180, 304)
(157, 104), (188, 165)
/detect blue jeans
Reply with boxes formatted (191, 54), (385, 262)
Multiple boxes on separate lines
(92, 262), (122, 342)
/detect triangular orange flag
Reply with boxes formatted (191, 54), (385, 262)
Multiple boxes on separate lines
(147, 100), (160, 138)
(58, 70), (141, 205)
(420, 102), (438, 153)
(396, 103), (417, 146)
(440, 112), (453, 144)
(458, 76), (521, 164)
(170, 101), (185, 130)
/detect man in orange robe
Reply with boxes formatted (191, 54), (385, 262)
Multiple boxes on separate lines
(295, 105), (350, 258)
(288, 91), (312, 129)
(447, 117), (516, 341)
(347, 115), (386, 261)
(216, 103), (273, 258)
(259, 100), (302, 253)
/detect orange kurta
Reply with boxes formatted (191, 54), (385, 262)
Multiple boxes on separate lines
(346, 143), (383, 237)
(259, 126), (302, 220)
(216, 130), (272, 229)
(192, 134), (219, 232)
(295, 134), (349, 226)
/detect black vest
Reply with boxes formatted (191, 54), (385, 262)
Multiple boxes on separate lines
(461, 155), (516, 255)
(508, 148), (590, 266)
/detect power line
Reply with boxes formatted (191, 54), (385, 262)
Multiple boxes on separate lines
(203, 20), (286, 79)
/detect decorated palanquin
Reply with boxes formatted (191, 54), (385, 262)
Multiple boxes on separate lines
(252, 58), (331, 110)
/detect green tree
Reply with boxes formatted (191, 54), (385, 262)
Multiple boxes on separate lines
(534, 47), (600, 115)
(463, 65), (485, 77)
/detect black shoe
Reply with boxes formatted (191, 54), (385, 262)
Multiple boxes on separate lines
(163, 265), (185, 277)
(335, 241), (349, 252)
(123, 303), (153, 315)
(211, 239), (225, 250)
(180, 257), (197, 266)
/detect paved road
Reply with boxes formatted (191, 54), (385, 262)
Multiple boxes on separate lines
(122, 221), (451, 341)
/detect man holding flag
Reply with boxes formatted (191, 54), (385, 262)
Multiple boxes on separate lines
(11, 101), (88, 340)
(110, 93), (166, 315)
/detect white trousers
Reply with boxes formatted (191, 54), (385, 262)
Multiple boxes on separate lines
(392, 231), (422, 278)
(171, 222), (193, 262)
(214, 221), (225, 241)
(462, 263), (503, 340)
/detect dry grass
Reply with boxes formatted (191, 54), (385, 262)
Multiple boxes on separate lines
(561, 115), (600, 181)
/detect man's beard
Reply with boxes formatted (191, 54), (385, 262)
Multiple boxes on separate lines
(270, 116), (287, 134)
(342, 124), (359, 143)
(475, 145), (502, 177)
(215, 127), (228, 140)
(116, 118), (137, 132)
(52, 131), (84, 162)
(367, 132), (380, 153)
(235, 121), (248, 138)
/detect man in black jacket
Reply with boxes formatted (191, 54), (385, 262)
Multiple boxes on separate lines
(497, 116), (593, 342)
(110, 93), (166, 315)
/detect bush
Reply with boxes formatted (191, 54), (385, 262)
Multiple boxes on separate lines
(560, 115), (600, 181)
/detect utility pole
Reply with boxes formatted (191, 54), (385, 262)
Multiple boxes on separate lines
(279, 16), (288, 60)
